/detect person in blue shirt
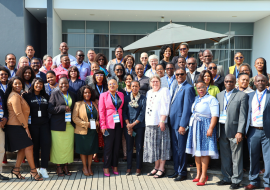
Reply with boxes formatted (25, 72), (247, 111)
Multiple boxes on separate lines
(68, 66), (85, 95)
(5, 53), (17, 80)
(31, 58), (47, 83)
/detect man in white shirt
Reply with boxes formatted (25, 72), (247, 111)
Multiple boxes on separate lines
(87, 49), (96, 67)
(244, 75), (270, 190)
(186, 57), (200, 86)
(51, 42), (76, 69)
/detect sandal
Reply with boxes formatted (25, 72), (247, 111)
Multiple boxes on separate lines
(11, 167), (25, 179)
(56, 166), (64, 177)
(30, 168), (43, 181)
(63, 164), (72, 176)
(154, 170), (165, 178)
(147, 168), (158, 176)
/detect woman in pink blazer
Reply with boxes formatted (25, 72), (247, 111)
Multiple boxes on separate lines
(99, 78), (124, 177)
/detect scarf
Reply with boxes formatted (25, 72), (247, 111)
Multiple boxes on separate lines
(129, 92), (141, 108)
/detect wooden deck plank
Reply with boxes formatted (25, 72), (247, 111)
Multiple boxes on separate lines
(0, 173), (12, 189)
(40, 171), (59, 190)
(97, 168), (104, 190)
(77, 171), (87, 190)
(85, 174), (94, 190)
(120, 171), (129, 190)
(114, 171), (123, 190)
(31, 171), (54, 190)
(147, 173), (162, 190)
(103, 169), (110, 190)
(64, 171), (77, 190)
(71, 171), (82, 190)
(110, 172), (117, 190)
(58, 172), (72, 190)
(3, 172), (28, 190)
(141, 173), (155, 190)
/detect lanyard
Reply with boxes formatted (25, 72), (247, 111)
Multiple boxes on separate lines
(143, 65), (148, 74)
(193, 93), (208, 112)
(76, 62), (83, 73)
(62, 92), (69, 106)
(35, 95), (41, 110)
(96, 84), (103, 94)
(207, 85), (210, 91)
(0, 83), (6, 93)
(256, 90), (267, 111)
(185, 56), (189, 61)
(213, 75), (220, 82)
(110, 93), (118, 111)
(150, 69), (155, 76)
(84, 100), (93, 118)
(125, 88), (131, 95)
(166, 75), (175, 90)
(61, 65), (68, 71)
(235, 66), (239, 78)
(5, 66), (15, 77)
(126, 68), (132, 74)
(25, 83), (31, 89)
(116, 58), (123, 64)
(224, 91), (230, 111)
(48, 83), (57, 95)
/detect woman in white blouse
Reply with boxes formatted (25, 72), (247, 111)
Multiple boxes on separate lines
(143, 75), (171, 178)
(145, 55), (158, 78)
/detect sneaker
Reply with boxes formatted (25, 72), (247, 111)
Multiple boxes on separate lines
(39, 168), (49, 178)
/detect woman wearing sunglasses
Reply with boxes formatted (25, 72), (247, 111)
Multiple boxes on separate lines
(110, 64), (126, 91)
(94, 53), (109, 77)
(208, 63), (224, 91)
(196, 70), (220, 97)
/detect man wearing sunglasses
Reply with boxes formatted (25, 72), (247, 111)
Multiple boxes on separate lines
(135, 52), (151, 74)
(216, 74), (248, 189)
(71, 50), (90, 81)
(186, 58), (200, 86)
(31, 58), (47, 82)
(171, 43), (190, 65)
(197, 50), (224, 77)
(160, 63), (178, 96)
(168, 67), (195, 181)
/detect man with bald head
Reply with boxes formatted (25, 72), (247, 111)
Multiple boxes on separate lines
(52, 42), (76, 69)
(197, 50), (224, 77)
(53, 54), (71, 82)
(186, 57), (200, 86)
(244, 75), (270, 190)
(216, 74), (248, 189)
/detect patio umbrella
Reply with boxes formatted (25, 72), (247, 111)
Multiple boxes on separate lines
(124, 22), (227, 53)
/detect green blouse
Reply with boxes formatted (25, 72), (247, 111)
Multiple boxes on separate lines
(195, 84), (220, 98)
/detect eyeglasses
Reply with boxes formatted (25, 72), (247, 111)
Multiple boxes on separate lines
(116, 69), (123, 72)
(151, 81), (160, 83)
(78, 55), (85, 57)
(0, 73), (8, 76)
(32, 62), (40, 65)
(179, 48), (187, 51)
(175, 73), (185, 76)
(197, 87), (206, 90)
(141, 57), (148, 59)
(96, 74), (104, 77)
(109, 83), (117, 86)
(166, 68), (174, 70)
(98, 59), (104, 61)
(235, 56), (243, 60)
(224, 81), (234, 83)
(188, 63), (196, 65)
(208, 66), (217, 70)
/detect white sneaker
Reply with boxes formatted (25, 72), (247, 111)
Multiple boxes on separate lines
(39, 168), (49, 178)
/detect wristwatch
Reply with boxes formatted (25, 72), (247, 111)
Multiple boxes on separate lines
(161, 121), (165, 123)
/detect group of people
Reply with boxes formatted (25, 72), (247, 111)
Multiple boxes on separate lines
(0, 42), (269, 190)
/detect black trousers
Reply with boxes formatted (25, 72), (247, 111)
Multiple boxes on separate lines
(124, 127), (145, 170)
(103, 123), (122, 168)
(29, 122), (51, 168)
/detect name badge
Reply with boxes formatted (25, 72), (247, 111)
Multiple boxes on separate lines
(113, 114), (120, 123)
(65, 112), (71, 122)
(219, 111), (227, 123)
(28, 116), (31, 124)
(38, 111), (42, 117)
(0, 109), (3, 118)
(256, 115), (263, 125)
(90, 119), (96, 129)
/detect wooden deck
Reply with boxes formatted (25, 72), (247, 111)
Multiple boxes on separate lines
(0, 168), (264, 190)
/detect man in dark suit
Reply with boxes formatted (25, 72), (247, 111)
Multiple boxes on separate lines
(31, 58), (47, 82)
(216, 74), (248, 189)
(244, 75), (270, 190)
(168, 67), (195, 181)
(186, 57), (200, 86)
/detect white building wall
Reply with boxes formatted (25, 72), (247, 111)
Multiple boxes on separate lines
(53, 9), (62, 57)
(253, 15), (270, 74)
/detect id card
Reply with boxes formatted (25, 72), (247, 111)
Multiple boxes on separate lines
(132, 131), (137, 137)
(0, 109), (3, 118)
(256, 115), (263, 125)
(65, 112), (71, 122)
(104, 130), (110, 137)
(113, 114), (120, 123)
(219, 111), (227, 123)
(28, 116), (31, 124)
(38, 111), (42, 117)
(90, 119), (96, 129)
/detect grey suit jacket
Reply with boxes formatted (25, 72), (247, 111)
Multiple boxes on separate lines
(216, 89), (249, 138)
(197, 64), (224, 77)
(186, 71), (200, 86)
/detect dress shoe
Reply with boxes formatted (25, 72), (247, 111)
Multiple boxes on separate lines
(167, 172), (178, 178)
(216, 180), (232, 185)
(0, 174), (9, 180)
(230, 183), (241, 189)
(244, 184), (259, 189)
(265, 188), (270, 190)
(174, 175), (187, 182)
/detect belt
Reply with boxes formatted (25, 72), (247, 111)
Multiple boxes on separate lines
(251, 126), (264, 130)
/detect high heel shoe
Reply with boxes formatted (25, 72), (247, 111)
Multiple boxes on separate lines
(30, 168), (43, 181)
(103, 169), (110, 177)
(11, 167), (25, 179)
(192, 178), (200, 182)
(196, 176), (208, 186)
(111, 167), (119, 175)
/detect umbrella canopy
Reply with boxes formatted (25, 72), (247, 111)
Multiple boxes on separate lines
(124, 22), (227, 53)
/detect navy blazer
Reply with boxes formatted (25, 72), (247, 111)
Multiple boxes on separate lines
(246, 90), (270, 138)
(169, 80), (195, 129)
(0, 89), (8, 119)
(122, 94), (146, 129)
(36, 72), (47, 83)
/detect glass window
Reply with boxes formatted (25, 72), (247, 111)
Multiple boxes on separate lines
(110, 35), (145, 48)
(92, 48), (109, 61)
(230, 23), (253, 35)
(62, 21), (85, 33)
(86, 34), (109, 47)
(209, 50), (229, 74)
(206, 23), (230, 34)
(86, 21), (109, 33)
(110, 22), (157, 34)
(206, 37), (229, 49)
(230, 36), (252, 49)
(67, 47), (86, 59)
(62, 34), (85, 47)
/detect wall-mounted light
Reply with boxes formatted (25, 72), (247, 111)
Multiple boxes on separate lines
(161, 16), (164, 22)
